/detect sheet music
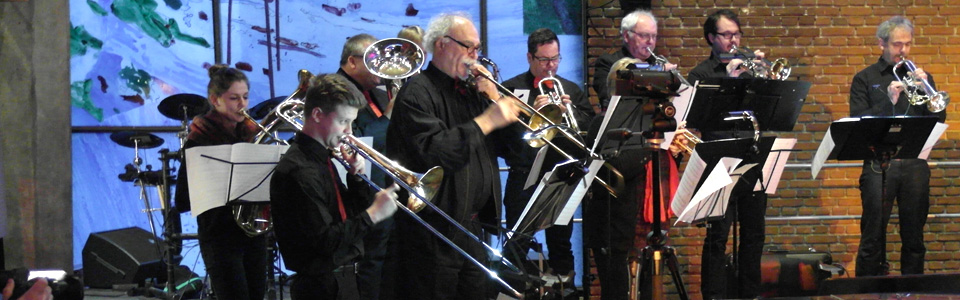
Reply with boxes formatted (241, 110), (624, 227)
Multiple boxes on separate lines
(918, 122), (948, 160)
(555, 159), (604, 225)
(754, 138), (797, 194)
(674, 155), (756, 225)
(523, 147), (549, 190)
(811, 117), (858, 179)
(663, 83), (696, 151)
(670, 150), (707, 219)
(186, 143), (289, 217)
(592, 95), (621, 154)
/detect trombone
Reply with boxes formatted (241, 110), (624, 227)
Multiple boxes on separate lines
(469, 62), (624, 198)
(329, 134), (523, 299)
(894, 55), (950, 113)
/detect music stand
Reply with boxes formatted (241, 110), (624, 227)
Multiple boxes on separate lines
(684, 78), (811, 132)
(682, 78), (808, 299)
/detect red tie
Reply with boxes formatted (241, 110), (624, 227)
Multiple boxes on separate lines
(363, 90), (383, 118)
(327, 158), (348, 221)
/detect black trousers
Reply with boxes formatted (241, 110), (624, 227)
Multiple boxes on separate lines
(198, 223), (268, 300)
(503, 169), (575, 275)
(358, 217), (392, 300)
(856, 159), (929, 276)
(701, 168), (767, 300)
(291, 264), (359, 300)
(392, 214), (488, 300)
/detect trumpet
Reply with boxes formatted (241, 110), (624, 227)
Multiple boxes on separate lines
(646, 47), (693, 88)
(538, 71), (582, 134)
(672, 123), (702, 155)
(729, 45), (791, 81)
(894, 55), (950, 113)
(329, 134), (523, 298)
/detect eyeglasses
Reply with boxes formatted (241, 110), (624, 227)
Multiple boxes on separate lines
(533, 54), (562, 63)
(714, 31), (743, 40)
(444, 35), (482, 55)
(627, 30), (658, 41)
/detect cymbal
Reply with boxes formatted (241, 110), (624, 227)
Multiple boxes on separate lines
(248, 96), (287, 120)
(158, 93), (209, 121)
(110, 131), (165, 149)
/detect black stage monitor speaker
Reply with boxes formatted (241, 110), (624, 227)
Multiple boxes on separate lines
(818, 273), (960, 295)
(620, 0), (651, 14)
(82, 227), (167, 288)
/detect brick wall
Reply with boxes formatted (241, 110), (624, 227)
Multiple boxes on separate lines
(584, 0), (960, 298)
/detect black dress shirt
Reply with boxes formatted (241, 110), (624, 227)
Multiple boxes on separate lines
(385, 62), (504, 225)
(271, 132), (375, 276)
(850, 57), (946, 121)
(687, 53), (730, 84)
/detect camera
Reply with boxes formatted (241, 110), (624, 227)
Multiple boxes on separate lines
(0, 268), (84, 300)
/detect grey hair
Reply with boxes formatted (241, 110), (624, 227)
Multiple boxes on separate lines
(340, 33), (377, 66)
(423, 11), (472, 54)
(876, 16), (913, 43)
(621, 9), (657, 35)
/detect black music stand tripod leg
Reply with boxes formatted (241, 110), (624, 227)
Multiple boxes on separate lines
(635, 142), (688, 300)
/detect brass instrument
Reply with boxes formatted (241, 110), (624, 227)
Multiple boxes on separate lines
(330, 135), (441, 213)
(252, 69), (311, 144)
(673, 124), (702, 155)
(894, 55), (950, 113)
(729, 45), (792, 81)
(538, 71), (582, 134)
(469, 60), (624, 197)
(646, 47), (693, 88)
(363, 38), (425, 102)
(329, 134), (523, 299)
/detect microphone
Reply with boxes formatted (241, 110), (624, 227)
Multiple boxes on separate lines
(605, 128), (638, 141)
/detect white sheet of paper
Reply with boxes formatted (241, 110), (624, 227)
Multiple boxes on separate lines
(674, 157), (758, 225)
(513, 89), (531, 104)
(755, 138), (797, 194)
(187, 143), (289, 217)
(918, 122), (948, 160)
(811, 117), (859, 178)
(670, 150), (707, 219)
(524, 147), (550, 190)
(555, 159), (604, 225)
(592, 95), (621, 154)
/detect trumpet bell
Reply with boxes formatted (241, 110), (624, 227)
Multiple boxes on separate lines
(769, 58), (791, 81)
(928, 91), (950, 113)
(363, 38), (425, 80)
(526, 104), (565, 148)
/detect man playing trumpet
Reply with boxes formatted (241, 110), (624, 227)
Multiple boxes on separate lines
(270, 73), (400, 300)
(849, 15), (945, 277)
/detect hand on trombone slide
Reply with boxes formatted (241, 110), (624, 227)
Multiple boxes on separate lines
(367, 183), (399, 224)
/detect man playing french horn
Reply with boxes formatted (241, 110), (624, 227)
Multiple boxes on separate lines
(849, 15), (946, 278)
(270, 73), (400, 300)
(384, 11), (521, 300)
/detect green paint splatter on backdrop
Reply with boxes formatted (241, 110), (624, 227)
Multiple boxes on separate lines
(87, 0), (109, 16)
(70, 23), (104, 56)
(71, 79), (104, 122)
(111, 0), (210, 48)
(119, 65), (152, 97)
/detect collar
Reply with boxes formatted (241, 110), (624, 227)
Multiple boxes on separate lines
(293, 132), (333, 162)
(423, 62), (459, 89)
(337, 68), (388, 112)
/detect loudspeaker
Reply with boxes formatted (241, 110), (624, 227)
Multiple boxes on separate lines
(620, 0), (651, 14)
(82, 227), (167, 288)
(818, 273), (960, 295)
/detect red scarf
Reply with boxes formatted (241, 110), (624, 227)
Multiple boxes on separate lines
(187, 111), (260, 145)
(640, 153), (679, 223)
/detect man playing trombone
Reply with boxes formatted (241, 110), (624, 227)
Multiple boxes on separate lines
(500, 27), (594, 284)
(849, 15), (945, 277)
(385, 11), (521, 300)
(270, 73), (400, 300)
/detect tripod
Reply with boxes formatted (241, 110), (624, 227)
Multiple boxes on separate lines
(630, 137), (688, 300)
